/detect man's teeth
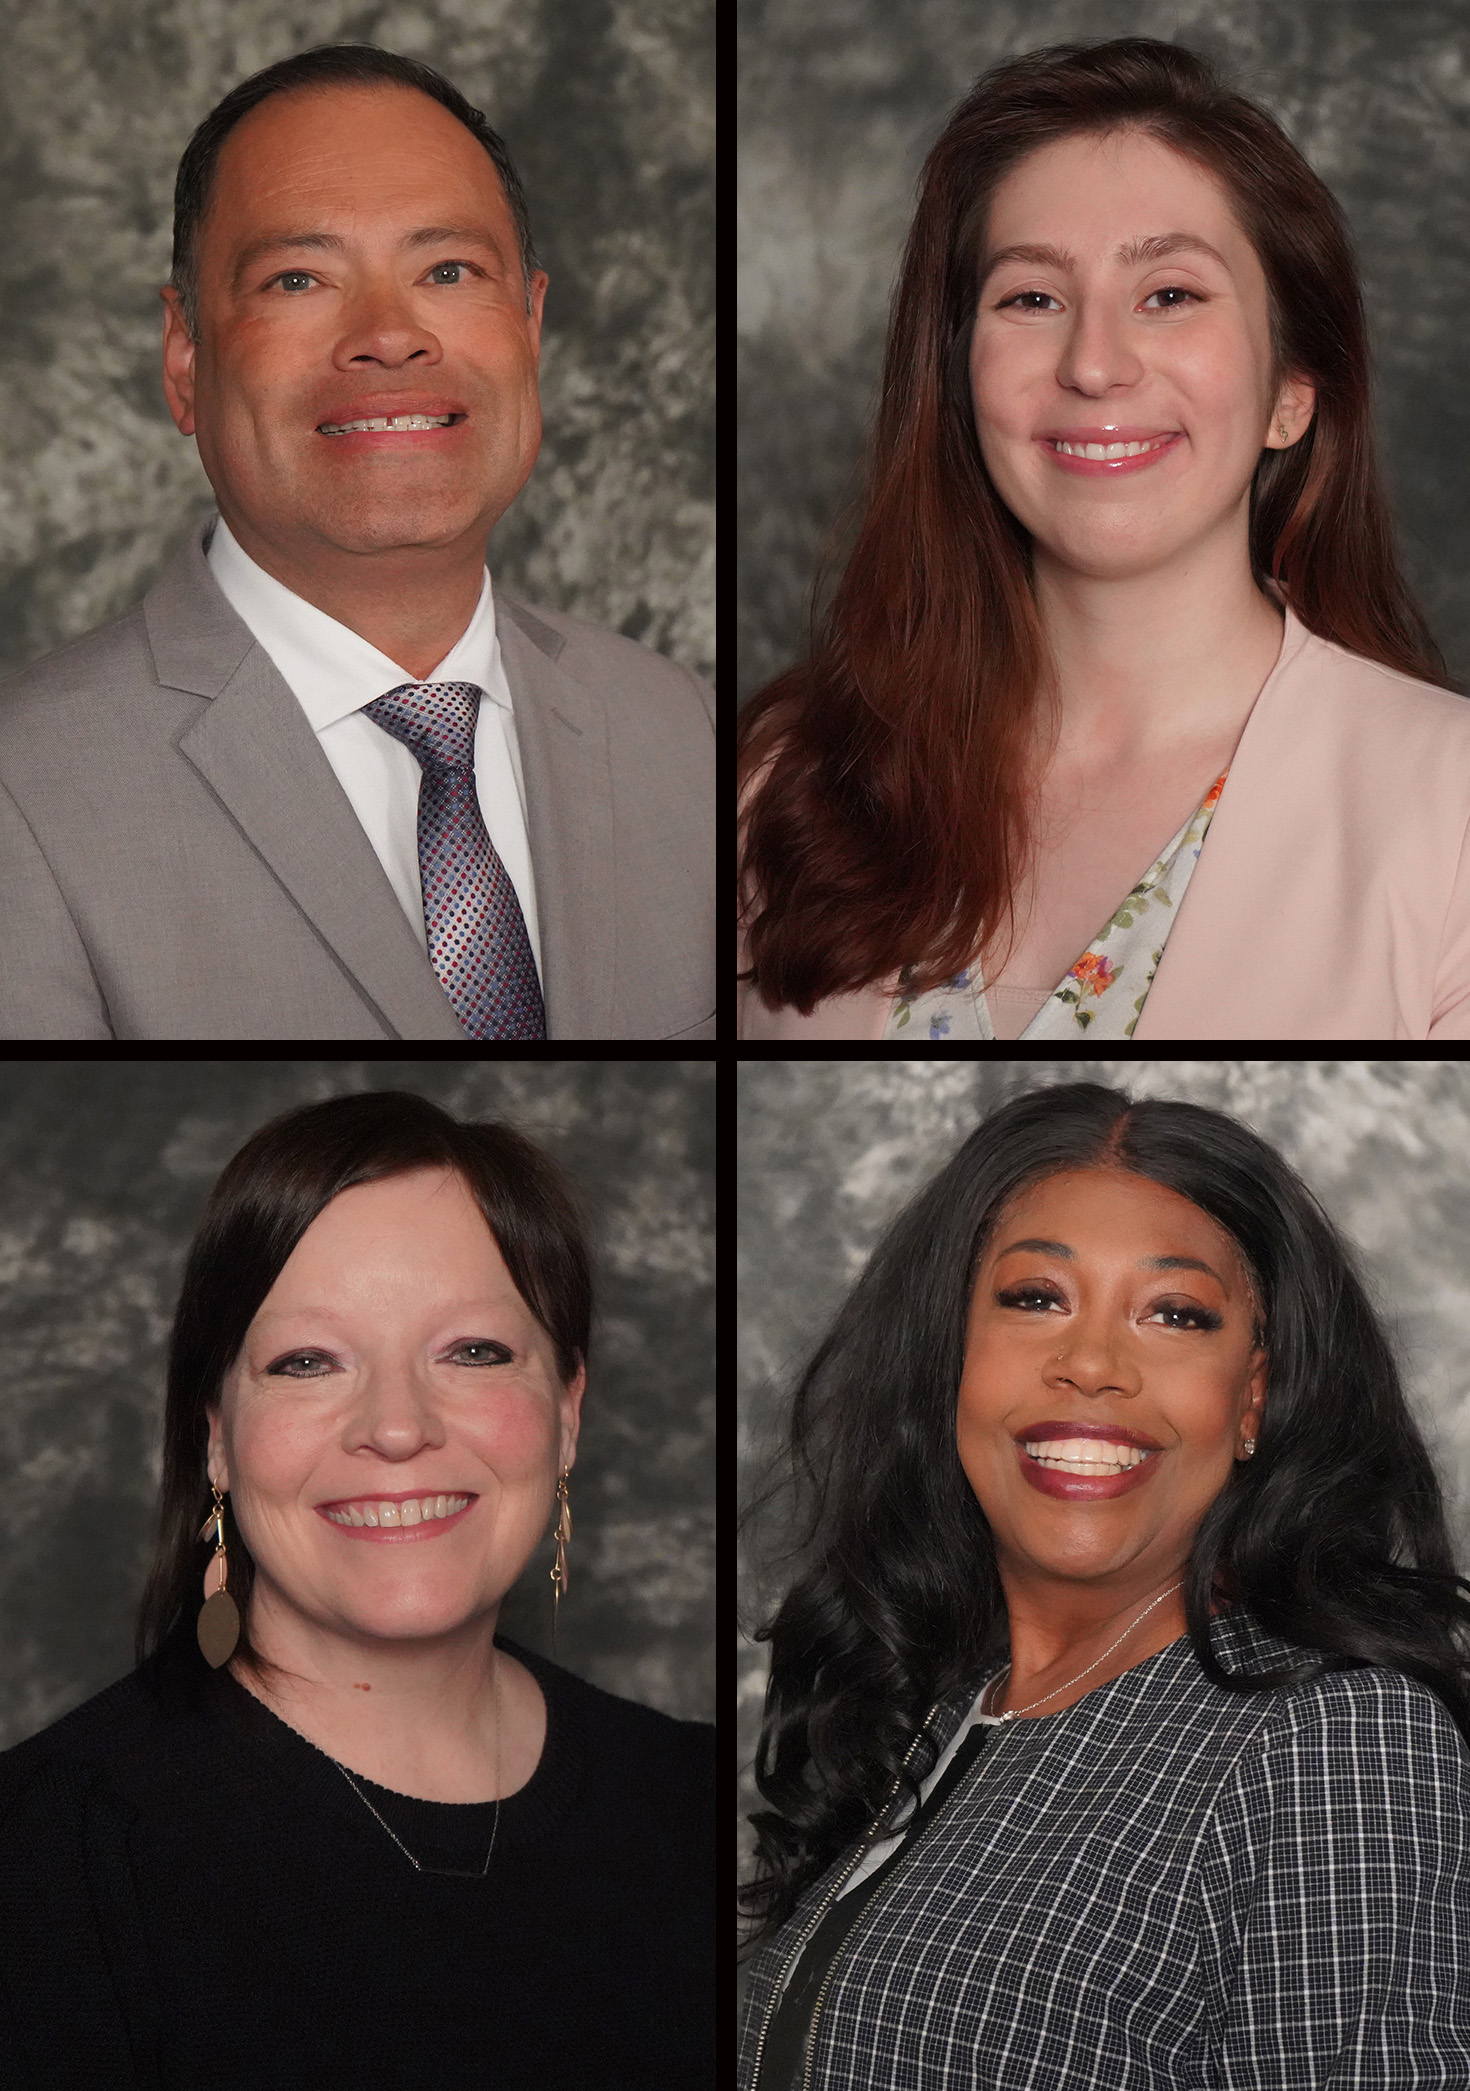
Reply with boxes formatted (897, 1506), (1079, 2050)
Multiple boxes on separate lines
(319, 414), (455, 433)
(325, 1493), (472, 1527)
(1052, 437), (1172, 459)
(1023, 1438), (1152, 1473)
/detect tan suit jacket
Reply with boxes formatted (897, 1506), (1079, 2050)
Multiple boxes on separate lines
(740, 608), (1470, 1041)
(0, 522), (714, 1039)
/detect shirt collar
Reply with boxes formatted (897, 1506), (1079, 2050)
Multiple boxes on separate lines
(205, 513), (507, 733)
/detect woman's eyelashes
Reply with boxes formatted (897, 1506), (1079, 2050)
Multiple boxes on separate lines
(447, 1339), (515, 1367)
(262, 1337), (515, 1378)
(996, 284), (1202, 313)
(994, 1284), (1223, 1332)
(264, 1350), (337, 1378)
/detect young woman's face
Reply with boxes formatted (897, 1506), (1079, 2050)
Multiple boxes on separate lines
(968, 128), (1313, 585)
(956, 1165), (1266, 1593)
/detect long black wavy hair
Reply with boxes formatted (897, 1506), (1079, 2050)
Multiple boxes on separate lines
(741, 1080), (1470, 1946)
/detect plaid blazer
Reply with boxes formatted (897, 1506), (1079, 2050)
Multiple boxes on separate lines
(738, 1611), (1470, 2088)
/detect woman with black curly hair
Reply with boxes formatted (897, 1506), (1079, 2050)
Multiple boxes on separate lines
(739, 1081), (1470, 2087)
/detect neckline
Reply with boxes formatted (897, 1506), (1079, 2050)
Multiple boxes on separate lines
(220, 1659), (511, 1811)
(976, 1625), (1194, 1726)
(886, 605), (1314, 1029)
(160, 1620), (586, 1856)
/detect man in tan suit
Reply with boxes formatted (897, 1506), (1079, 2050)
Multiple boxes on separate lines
(0, 45), (712, 1040)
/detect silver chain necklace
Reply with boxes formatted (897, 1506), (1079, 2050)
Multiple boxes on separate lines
(275, 1653), (503, 1879)
(974, 1579), (1186, 1726)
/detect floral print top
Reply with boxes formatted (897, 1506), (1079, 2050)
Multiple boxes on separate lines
(885, 770), (1229, 1042)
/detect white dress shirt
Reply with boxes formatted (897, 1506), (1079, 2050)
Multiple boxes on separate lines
(206, 516), (541, 976)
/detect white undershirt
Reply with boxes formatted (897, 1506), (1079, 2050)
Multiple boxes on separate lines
(835, 1676), (998, 1900)
(205, 516), (541, 976)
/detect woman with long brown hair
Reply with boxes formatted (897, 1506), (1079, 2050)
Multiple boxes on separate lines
(738, 38), (1470, 1041)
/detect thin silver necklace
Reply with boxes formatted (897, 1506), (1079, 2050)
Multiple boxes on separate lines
(973, 1579), (1186, 1726)
(258, 1652), (504, 1879)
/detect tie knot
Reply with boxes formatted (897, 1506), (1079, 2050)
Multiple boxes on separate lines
(363, 681), (483, 771)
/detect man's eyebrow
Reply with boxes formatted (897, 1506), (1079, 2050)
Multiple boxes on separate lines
(231, 224), (505, 290)
(980, 231), (1231, 285)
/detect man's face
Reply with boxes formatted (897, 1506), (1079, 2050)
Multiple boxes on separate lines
(162, 83), (547, 566)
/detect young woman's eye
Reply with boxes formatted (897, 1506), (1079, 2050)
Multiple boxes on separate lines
(999, 290), (1061, 313)
(1143, 285), (1199, 310)
(996, 1285), (1064, 1311)
(447, 1339), (514, 1366)
(266, 1351), (334, 1377)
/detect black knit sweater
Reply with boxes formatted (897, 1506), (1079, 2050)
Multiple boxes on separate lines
(0, 1613), (713, 2089)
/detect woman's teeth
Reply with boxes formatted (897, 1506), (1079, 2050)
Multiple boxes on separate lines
(1023, 1439), (1152, 1473)
(1050, 437), (1173, 459)
(325, 1494), (471, 1527)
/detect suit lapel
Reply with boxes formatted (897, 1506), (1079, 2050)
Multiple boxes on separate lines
(146, 526), (466, 1040)
(497, 595), (615, 1037)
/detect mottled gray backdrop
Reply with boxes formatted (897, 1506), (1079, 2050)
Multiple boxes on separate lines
(739, 0), (1470, 700)
(739, 1059), (1470, 1868)
(0, 1058), (714, 1750)
(0, 0), (713, 681)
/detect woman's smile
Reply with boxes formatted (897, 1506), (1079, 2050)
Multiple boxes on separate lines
(1039, 427), (1184, 476)
(1014, 1418), (1164, 1499)
(316, 1490), (479, 1541)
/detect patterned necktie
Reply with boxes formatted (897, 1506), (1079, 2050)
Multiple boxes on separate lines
(362, 681), (546, 1039)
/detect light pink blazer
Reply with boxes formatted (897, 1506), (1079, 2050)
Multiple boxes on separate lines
(739, 608), (1470, 1040)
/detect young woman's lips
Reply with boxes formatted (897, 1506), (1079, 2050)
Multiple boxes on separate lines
(1016, 1442), (1162, 1500)
(314, 1497), (477, 1542)
(1040, 431), (1182, 477)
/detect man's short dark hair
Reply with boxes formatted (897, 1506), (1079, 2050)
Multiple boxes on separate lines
(170, 43), (539, 339)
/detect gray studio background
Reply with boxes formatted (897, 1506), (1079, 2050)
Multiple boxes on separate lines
(739, 0), (1470, 701)
(0, 1058), (714, 1750)
(739, 1060), (1470, 1872)
(0, 0), (713, 682)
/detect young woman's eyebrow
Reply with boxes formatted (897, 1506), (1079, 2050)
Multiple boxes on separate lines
(980, 230), (1231, 285)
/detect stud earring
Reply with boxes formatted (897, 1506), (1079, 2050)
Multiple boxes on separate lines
(197, 1481), (240, 1668)
(550, 1469), (572, 1652)
(1240, 1437), (1257, 1459)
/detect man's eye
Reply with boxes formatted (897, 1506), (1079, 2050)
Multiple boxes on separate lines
(270, 272), (316, 294)
(427, 261), (474, 285)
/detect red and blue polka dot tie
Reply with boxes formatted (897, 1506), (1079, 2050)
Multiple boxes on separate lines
(362, 681), (546, 1039)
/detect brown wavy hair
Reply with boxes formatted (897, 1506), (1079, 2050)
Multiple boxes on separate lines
(738, 37), (1451, 1017)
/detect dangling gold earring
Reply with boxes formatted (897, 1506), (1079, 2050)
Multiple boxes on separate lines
(550, 1469), (572, 1654)
(197, 1481), (241, 1668)
(1276, 422), (1289, 443)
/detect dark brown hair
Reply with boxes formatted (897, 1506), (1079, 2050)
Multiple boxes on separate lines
(170, 43), (538, 339)
(738, 36), (1451, 1017)
(134, 1090), (591, 1685)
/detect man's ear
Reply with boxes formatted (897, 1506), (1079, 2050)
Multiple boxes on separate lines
(160, 285), (198, 437)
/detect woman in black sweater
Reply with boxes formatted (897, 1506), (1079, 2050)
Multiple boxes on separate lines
(0, 1091), (712, 2089)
